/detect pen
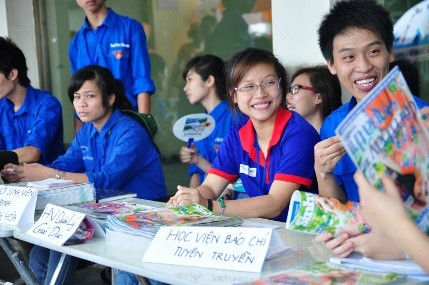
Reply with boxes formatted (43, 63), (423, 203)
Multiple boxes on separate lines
(187, 138), (194, 148)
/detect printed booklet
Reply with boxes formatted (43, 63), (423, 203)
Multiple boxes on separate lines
(286, 190), (370, 236)
(106, 204), (243, 249)
(335, 66), (429, 234)
(66, 201), (154, 231)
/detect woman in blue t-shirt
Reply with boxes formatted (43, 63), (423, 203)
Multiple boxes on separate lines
(169, 48), (319, 222)
(3, 65), (166, 284)
(178, 55), (233, 187)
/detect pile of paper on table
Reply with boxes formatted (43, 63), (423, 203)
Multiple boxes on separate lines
(13, 178), (96, 210)
(106, 204), (243, 250)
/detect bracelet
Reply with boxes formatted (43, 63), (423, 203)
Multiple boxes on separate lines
(217, 197), (225, 216)
(207, 199), (213, 211)
(55, 169), (65, 180)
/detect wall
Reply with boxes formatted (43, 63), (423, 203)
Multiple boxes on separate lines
(0, 0), (40, 88)
(273, 0), (353, 102)
(272, 0), (329, 72)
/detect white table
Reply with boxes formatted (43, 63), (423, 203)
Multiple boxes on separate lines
(15, 221), (322, 285)
(11, 199), (423, 285)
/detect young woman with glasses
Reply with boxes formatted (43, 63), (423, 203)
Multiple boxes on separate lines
(287, 65), (342, 133)
(168, 48), (319, 222)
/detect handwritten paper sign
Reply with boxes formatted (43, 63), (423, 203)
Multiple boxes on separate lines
(26, 203), (85, 246)
(0, 185), (37, 226)
(143, 227), (273, 272)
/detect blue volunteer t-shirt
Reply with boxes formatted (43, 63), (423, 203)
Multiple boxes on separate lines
(188, 100), (233, 185)
(69, 8), (155, 109)
(51, 109), (167, 200)
(0, 85), (63, 165)
(210, 108), (320, 222)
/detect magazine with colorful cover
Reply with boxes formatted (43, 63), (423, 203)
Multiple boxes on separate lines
(335, 66), (429, 234)
(286, 190), (370, 236)
(238, 262), (405, 285)
(65, 201), (155, 232)
(106, 204), (243, 247)
(66, 201), (154, 219)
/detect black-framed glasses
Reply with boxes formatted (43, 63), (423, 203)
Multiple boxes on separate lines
(234, 78), (281, 95)
(287, 84), (317, 95)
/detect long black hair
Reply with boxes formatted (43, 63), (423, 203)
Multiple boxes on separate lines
(68, 65), (132, 110)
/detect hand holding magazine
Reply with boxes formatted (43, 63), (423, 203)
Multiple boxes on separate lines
(286, 190), (370, 236)
(335, 66), (429, 234)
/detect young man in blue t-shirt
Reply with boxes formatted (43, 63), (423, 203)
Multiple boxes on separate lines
(314, 0), (428, 260)
(0, 36), (63, 166)
(69, 0), (155, 132)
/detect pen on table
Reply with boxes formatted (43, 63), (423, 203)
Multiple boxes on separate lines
(187, 138), (194, 148)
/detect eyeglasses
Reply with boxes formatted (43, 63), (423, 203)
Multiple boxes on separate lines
(287, 84), (318, 95)
(234, 78), (281, 94)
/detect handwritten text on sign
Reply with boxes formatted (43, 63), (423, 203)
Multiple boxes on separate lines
(26, 203), (85, 246)
(0, 185), (37, 225)
(143, 227), (273, 272)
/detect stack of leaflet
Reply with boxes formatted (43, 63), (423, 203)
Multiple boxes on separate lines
(106, 204), (243, 250)
(65, 201), (154, 231)
(16, 178), (96, 210)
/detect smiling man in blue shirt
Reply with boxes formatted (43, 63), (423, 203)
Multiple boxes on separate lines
(313, 0), (429, 260)
(0, 36), (63, 165)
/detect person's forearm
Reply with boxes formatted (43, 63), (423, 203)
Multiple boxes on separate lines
(13, 146), (41, 164)
(392, 218), (429, 273)
(196, 184), (219, 200)
(316, 171), (346, 202)
(189, 174), (200, 188)
(137, 92), (151, 113)
(209, 194), (287, 218)
(195, 155), (212, 174)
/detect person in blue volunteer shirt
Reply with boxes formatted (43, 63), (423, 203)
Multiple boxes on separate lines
(69, 0), (155, 132)
(313, 0), (429, 260)
(168, 47), (320, 222)
(178, 55), (234, 188)
(0, 36), (63, 166)
(2, 65), (167, 285)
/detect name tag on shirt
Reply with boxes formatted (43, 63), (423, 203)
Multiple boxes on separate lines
(240, 164), (257, 177)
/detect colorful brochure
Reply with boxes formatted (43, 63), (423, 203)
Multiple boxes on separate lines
(335, 66), (429, 234)
(286, 190), (370, 236)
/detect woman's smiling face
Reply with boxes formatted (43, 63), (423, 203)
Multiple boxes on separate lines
(233, 63), (282, 124)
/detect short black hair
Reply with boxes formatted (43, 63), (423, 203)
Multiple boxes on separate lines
(182, 55), (226, 100)
(318, 0), (393, 63)
(0, 37), (30, 86)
